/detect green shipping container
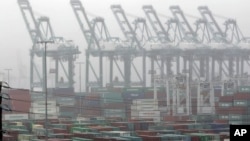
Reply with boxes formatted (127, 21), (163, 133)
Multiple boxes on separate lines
(229, 114), (249, 120)
(218, 102), (233, 107)
(123, 87), (144, 93)
(122, 136), (142, 141)
(233, 100), (250, 106)
(71, 127), (91, 133)
(72, 137), (93, 141)
(224, 89), (236, 95)
(238, 86), (250, 92)
(101, 92), (123, 103)
(188, 133), (220, 141)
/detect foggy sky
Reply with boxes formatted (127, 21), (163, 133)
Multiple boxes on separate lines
(0, 0), (250, 89)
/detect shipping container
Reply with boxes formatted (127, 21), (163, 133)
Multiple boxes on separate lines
(224, 89), (236, 95)
(187, 133), (220, 141)
(122, 90), (144, 100)
(56, 97), (75, 106)
(101, 131), (131, 137)
(3, 114), (29, 121)
(233, 93), (250, 100)
(31, 100), (57, 108)
(238, 86), (250, 93)
(3, 134), (15, 141)
(30, 107), (59, 114)
(103, 103), (126, 109)
(103, 109), (126, 118)
(18, 134), (36, 141)
(219, 95), (233, 102)
(99, 92), (123, 104)
(30, 113), (58, 120)
(72, 137), (93, 141)
(121, 136), (142, 141)
(233, 100), (250, 106)
(71, 127), (91, 133)
(131, 105), (158, 111)
(132, 99), (158, 105)
(218, 102), (233, 108)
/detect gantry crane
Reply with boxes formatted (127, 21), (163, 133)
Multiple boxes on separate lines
(143, 5), (180, 87)
(111, 5), (146, 87)
(18, 0), (80, 91)
(196, 6), (233, 81)
(71, 0), (147, 90)
(70, 0), (104, 91)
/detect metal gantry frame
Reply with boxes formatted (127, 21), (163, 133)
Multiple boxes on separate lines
(18, 0), (80, 91)
(197, 79), (215, 114)
(13, 0), (250, 118)
(111, 5), (146, 87)
(169, 73), (190, 116)
(143, 5), (178, 87)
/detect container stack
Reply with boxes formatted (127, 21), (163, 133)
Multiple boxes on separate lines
(122, 88), (145, 118)
(131, 99), (160, 122)
(29, 100), (59, 120)
(216, 86), (250, 125)
(82, 93), (102, 117)
(52, 88), (76, 118)
(101, 92), (125, 119)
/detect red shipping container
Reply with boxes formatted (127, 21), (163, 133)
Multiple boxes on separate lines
(2, 89), (31, 114)
(136, 130), (158, 136)
(228, 107), (248, 114)
(190, 136), (200, 141)
(213, 119), (228, 124)
(234, 93), (250, 100)
(177, 129), (198, 134)
(173, 124), (188, 130)
(219, 95), (234, 102)
(52, 128), (68, 134)
(3, 134), (15, 141)
(103, 102), (126, 109)
(144, 92), (167, 99)
(48, 139), (72, 141)
(93, 137), (117, 141)
(216, 107), (230, 115)
(138, 135), (161, 141)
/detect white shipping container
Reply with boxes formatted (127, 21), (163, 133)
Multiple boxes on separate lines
(177, 107), (184, 114)
(138, 111), (160, 117)
(30, 107), (59, 114)
(131, 105), (158, 111)
(158, 106), (168, 112)
(104, 109), (125, 113)
(31, 100), (56, 107)
(30, 114), (58, 120)
(56, 97), (75, 106)
(4, 114), (28, 121)
(201, 107), (212, 114)
(131, 116), (161, 122)
(131, 110), (160, 118)
(132, 99), (158, 105)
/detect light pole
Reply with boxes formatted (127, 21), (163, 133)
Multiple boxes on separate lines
(4, 69), (12, 85)
(76, 62), (84, 115)
(37, 40), (54, 141)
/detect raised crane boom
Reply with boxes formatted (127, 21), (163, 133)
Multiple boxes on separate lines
(70, 0), (101, 50)
(18, 0), (80, 91)
(198, 6), (227, 43)
(111, 5), (142, 49)
(18, 0), (55, 43)
(142, 5), (170, 43)
(169, 6), (197, 42)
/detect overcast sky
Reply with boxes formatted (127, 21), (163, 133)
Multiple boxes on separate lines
(0, 0), (250, 89)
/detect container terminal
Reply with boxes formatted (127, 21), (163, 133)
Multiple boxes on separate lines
(1, 0), (250, 140)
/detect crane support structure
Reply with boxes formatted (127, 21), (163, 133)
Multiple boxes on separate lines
(18, 0), (80, 91)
